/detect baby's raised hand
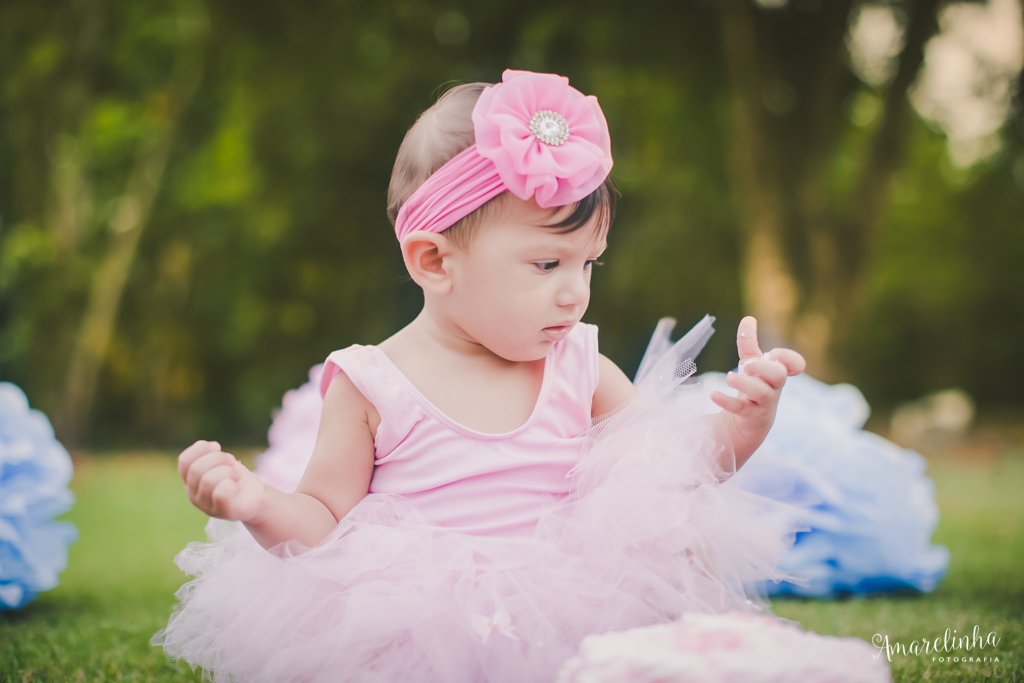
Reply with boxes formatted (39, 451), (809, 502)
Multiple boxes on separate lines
(710, 316), (806, 440)
(178, 440), (267, 522)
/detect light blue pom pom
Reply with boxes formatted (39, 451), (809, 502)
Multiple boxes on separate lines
(726, 373), (950, 597)
(0, 382), (78, 610)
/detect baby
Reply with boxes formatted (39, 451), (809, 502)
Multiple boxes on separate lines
(158, 70), (808, 683)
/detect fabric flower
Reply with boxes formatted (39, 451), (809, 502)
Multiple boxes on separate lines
(472, 69), (613, 208)
(0, 382), (77, 609)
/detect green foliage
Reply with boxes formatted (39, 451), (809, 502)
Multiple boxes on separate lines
(774, 456), (1024, 682)
(0, 455), (207, 682)
(0, 0), (1021, 446)
(851, 123), (1024, 410)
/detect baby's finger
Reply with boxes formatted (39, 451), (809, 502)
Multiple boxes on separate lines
(195, 464), (240, 505)
(711, 390), (747, 415)
(736, 316), (763, 361)
(726, 371), (773, 406)
(186, 450), (236, 494)
(766, 348), (807, 376)
(210, 477), (241, 519)
(739, 358), (787, 390)
(178, 440), (221, 481)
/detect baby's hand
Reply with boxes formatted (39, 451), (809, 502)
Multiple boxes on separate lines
(178, 440), (267, 522)
(710, 316), (806, 440)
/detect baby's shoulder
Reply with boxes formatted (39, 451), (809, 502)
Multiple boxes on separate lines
(318, 344), (383, 438)
(563, 322), (640, 418)
(319, 345), (378, 398)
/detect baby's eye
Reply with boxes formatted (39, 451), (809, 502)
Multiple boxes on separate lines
(584, 260), (604, 270)
(535, 261), (559, 272)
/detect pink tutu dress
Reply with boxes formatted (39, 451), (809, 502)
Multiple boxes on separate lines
(152, 318), (887, 682)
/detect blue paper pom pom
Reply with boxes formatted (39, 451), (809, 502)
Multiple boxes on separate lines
(725, 373), (950, 598)
(0, 382), (78, 609)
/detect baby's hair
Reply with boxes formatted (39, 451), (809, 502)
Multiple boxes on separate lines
(387, 82), (617, 250)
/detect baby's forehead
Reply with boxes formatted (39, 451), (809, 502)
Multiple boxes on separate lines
(496, 215), (608, 253)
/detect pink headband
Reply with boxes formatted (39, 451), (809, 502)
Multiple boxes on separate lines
(394, 69), (613, 244)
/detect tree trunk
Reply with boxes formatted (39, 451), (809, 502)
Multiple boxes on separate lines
(718, 0), (799, 352)
(57, 2), (208, 445)
(717, 0), (944, 379)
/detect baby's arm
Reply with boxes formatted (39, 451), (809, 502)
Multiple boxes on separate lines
(177, 369), (376, 549)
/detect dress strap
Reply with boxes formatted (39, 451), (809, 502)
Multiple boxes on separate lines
(319, 345), (382, 405)
(319, 345), (420, 456)
(541, 322), (600, 430)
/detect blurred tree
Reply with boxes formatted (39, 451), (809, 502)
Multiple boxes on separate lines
(717, 0), (948, 378)
(60, 0), (207, 444)
(0, 0), (1020, 447)
(0, 0), (209, 446)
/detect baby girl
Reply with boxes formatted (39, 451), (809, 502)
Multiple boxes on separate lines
(155, 70), (816, 683)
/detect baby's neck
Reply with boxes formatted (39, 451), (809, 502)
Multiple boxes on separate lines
(376, 308), (547, 435)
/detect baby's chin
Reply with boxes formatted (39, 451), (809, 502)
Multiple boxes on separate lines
(478, 336), (557, 364)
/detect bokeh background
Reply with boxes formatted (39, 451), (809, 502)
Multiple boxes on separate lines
(1, 0), (1022, 450)
(2, 2), (1024, 681)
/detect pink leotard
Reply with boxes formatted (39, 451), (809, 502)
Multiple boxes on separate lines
(319, 323), (599, 538)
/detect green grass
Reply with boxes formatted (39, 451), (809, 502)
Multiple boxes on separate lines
(1, 454), (207, 683)
(2, 452), (1022, 682)
(772, 456), (1024, 682)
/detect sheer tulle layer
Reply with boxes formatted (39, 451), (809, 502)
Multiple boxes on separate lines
(153, 396), (810, 683)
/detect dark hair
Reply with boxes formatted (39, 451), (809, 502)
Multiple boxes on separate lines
(545, 175), (618, 235)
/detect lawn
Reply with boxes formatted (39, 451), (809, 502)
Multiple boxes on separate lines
(1, 447), (1022, 682)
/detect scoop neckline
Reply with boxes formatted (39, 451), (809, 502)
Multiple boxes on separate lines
(366, 345), (553, 440)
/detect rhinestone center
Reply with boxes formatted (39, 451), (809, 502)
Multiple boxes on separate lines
(528, 110), (570, 146)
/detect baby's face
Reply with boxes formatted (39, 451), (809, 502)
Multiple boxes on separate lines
(445, 197), (607, 362)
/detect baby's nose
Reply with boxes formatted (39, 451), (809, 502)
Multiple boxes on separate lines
(556, 272), (589, 307)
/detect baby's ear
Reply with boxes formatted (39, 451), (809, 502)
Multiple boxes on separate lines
(401, 230), (455, 294)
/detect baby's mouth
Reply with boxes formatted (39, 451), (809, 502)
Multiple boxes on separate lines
(542, 321), (576, 341)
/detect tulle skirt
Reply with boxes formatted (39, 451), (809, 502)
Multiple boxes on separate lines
(152, 392), (811, 682)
